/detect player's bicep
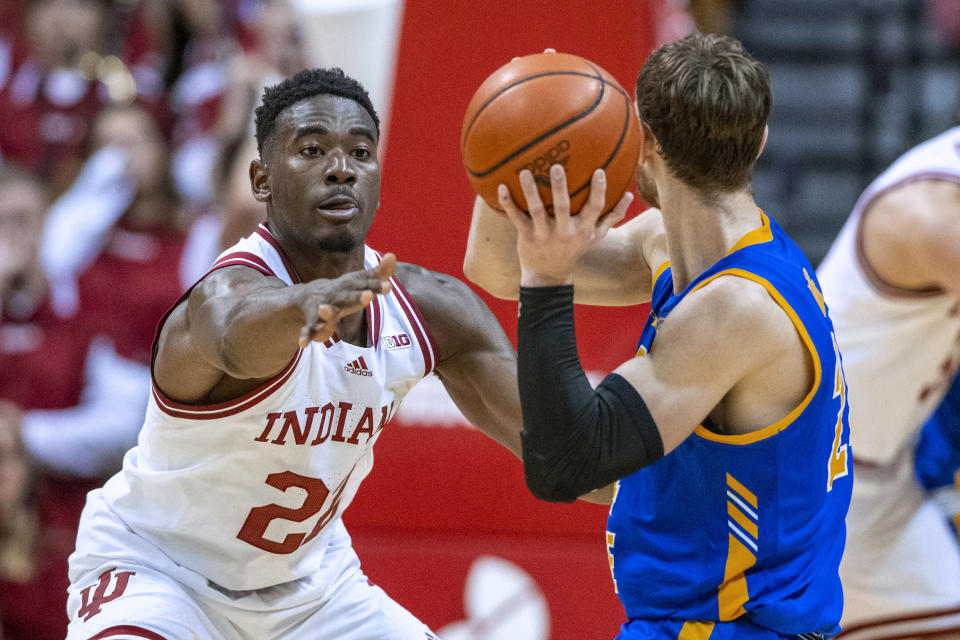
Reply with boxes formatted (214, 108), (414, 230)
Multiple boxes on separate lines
(182, 268), (293, 378)
(153, 301), (225, 402)
(406, 266), (523, 455)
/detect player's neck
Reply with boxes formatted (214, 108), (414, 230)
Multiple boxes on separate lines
(282, 240), (367, 285)
(659, 184), (761, 292)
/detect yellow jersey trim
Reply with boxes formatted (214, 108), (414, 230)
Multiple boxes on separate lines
(727, 211), (772, 255)
(678, 621), (716, 639)
(652, 260), (671, 291)
(691, 268), (822, 445)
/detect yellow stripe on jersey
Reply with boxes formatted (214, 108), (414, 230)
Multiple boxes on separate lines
(804, 268), (827, 316)
(718, 532), (757, 620)
(678, 620), (716, 639)
(652, 260), (671, 290)
(728, 501), (758, 539)
(691, 268), (822, 445)
(726, 473), (758, 508)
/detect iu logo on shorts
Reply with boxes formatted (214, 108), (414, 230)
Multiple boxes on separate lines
(77, 568), (136, 620)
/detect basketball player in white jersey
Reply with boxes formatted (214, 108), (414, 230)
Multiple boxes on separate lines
(817, 127), (960, 638)
(63, 68), (525, 640)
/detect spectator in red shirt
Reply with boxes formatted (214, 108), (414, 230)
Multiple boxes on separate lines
(42, 103), (193, 364)
(0, 163), (145, 640)
(0, 0), (111, 193)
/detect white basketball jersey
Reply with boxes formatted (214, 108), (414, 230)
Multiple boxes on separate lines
(102, 224), (437, 590)
(817, 127), (960, 466)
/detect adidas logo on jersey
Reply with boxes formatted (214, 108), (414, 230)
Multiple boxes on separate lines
(344, 356), (374, 376)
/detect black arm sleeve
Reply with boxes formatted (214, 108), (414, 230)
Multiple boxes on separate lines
(517, 285), (664, 502)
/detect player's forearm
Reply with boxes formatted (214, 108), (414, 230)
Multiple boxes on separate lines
(463, 196), (522, 299)
(517, 285), (663, 502)
(195, 284), (311, 379)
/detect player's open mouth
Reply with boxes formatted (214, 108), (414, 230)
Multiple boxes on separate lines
(316, 198), (359, 221)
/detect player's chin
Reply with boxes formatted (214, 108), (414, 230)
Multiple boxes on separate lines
(313, 230), (359, 253)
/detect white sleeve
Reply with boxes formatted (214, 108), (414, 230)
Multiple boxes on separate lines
(39, 147), (135, 314)
(20, 336), (149, 478)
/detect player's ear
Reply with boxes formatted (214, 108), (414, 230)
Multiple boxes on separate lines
(638, 121), (659, 164)
(250, 159), (271, 202)
(757, 124), (769, 159)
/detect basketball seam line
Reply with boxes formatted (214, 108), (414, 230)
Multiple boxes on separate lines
(464, 69), (607, 178)
(566, 62), (634, 202)
(468, 62), (635, 211)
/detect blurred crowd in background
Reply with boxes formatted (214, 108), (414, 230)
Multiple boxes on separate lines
(0, 1), (959, 639)
(0, 1), (308, 637)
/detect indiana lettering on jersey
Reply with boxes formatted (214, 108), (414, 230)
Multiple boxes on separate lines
(254, 402), (392, 446)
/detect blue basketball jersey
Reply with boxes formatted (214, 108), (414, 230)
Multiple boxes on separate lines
(915, 370), (960, 492)
(606, 212), (852, 639)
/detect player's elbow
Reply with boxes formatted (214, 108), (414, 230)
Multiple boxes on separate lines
(521, 451), (586, 503)
(523, 473), (582, 503)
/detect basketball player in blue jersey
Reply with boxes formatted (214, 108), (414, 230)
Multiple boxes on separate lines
(62, 68), (534, 640)
(464, 33), (852, 639)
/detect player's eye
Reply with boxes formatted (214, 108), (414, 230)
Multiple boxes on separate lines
(300, 144), (322, 157)
(353, 147), (371, 160)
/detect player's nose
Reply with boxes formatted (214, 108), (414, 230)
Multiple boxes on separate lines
(323, 150), (357, 184)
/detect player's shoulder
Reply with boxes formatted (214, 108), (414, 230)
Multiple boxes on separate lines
(190, 263), (284, 302)
(870, 177), (960, 232)
(393, 262), (502, 358)
(671, 274), (794, 350)
(394, 262), (490, 318)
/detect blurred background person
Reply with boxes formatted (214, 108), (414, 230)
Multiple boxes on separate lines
(0, 163), (145, 640)
(817, 125), (960, 638)
(42, 103), (196, 364)
(0, 0), (111, 193)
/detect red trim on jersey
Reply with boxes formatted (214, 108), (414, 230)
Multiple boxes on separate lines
(836, 605), (960, 639)
(210, 251), (275, 277)
(389, 274), (438, 376)
(152, 349), (303, 420)
(256, 224), (302, 284)
(88, 625), (170, 640)
(368, 293), (383, 348)
(854, 172), (960, 300)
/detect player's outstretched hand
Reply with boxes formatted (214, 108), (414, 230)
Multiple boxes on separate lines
(298, 253), (396, 347)
(498, 165), (633, 286)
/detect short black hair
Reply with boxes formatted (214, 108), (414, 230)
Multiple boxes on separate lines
(254, 68), (380, 155)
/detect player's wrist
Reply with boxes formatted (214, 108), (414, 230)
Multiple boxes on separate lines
(519, 269), (573, 287)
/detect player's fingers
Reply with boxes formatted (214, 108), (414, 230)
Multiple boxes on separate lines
(543, 48), (557, 53)
(373, 252), (396, 286)
(299, 304), (335, 347)
(596, 191), (633, 238)
(498, 184), (532, 232)
(549, 164), (571, 231)
(518, 169), (549, 230)
(582, 169), (609, 224)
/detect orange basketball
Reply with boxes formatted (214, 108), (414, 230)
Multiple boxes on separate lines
(461, 52), (641, 215)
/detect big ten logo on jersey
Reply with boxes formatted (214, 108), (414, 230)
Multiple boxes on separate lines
(382, 333), (412, 350)
(254, 401), (395, 447)
(77, 568), (135, 621)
